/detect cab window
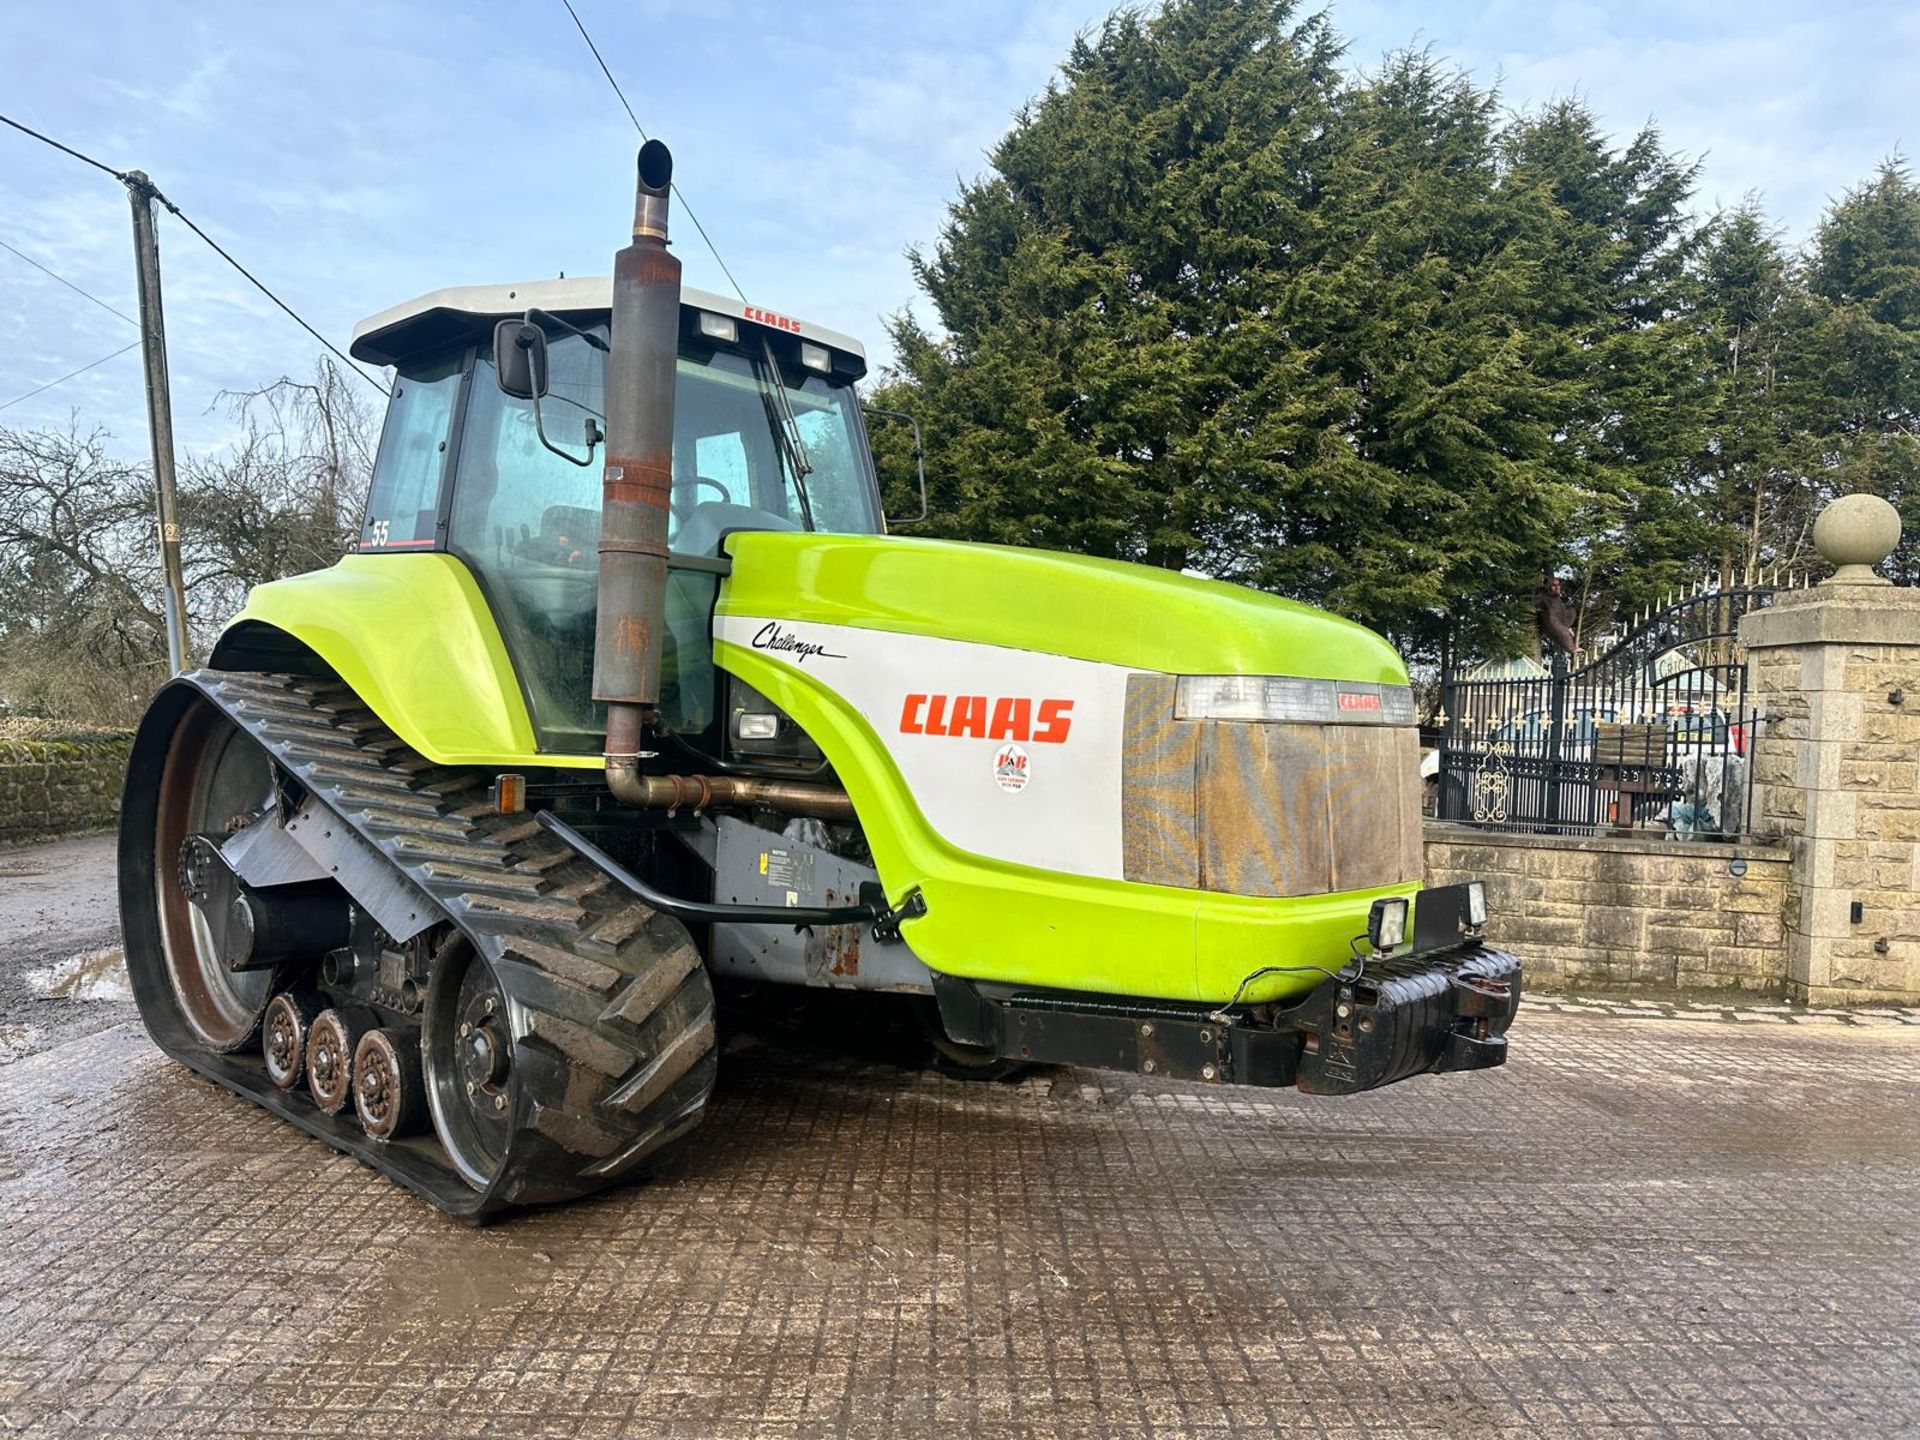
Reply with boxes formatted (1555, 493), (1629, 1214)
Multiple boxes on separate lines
(359, 357), (460, 549)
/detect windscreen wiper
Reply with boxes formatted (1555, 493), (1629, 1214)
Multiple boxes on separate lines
(756, 337), (817, 530)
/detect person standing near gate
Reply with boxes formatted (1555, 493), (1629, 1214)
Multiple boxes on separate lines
(1533, 574), (1581, 662)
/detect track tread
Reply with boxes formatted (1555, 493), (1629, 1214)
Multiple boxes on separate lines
(177, 670), (718, 1215)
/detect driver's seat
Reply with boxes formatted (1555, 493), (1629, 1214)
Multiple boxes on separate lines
(516, 504), (600, 566)
(674, 501), (800, 558)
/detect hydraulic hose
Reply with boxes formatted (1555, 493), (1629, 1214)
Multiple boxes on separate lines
(536, 810), (881, 927)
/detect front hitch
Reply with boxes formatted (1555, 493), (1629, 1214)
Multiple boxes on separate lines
(1280, 945), (1521, 1094)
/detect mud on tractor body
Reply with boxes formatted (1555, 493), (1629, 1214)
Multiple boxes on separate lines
(119, 143), (1520, 1219)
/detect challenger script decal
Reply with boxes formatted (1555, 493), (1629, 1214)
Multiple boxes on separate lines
(751, 622), (845, 664)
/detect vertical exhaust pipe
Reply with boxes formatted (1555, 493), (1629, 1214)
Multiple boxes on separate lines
(597, 140), (679, 782)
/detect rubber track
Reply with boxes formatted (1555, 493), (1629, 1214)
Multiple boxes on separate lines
(170, 670), (717, 1218)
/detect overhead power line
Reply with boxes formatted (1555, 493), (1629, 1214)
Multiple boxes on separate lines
(147, 192), (389, 396)
(0, 110), (390, 397)
(0, 236), (138, 327)
(558, 0), (752, 306)
(0, 113), (128, 182)
(0, 340), (141, 413)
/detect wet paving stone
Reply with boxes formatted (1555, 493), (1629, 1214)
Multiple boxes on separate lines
(1, 1013), (1916, 1438)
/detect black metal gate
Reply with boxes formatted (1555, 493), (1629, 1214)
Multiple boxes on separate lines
(1436, 584), (1775, 838)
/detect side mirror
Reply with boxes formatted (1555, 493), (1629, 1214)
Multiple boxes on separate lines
(863, 406), (929, 527)
(493, 319), (549, 399)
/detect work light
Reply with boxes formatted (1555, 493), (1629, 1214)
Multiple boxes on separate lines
(1465, 881), (1488, 929)
(800, 342), (831, 373)
(698, 311), (738, 343)
(1368, 896), (1409, 952)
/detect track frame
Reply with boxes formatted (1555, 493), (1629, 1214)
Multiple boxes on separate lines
(120, 670), (718, 1222)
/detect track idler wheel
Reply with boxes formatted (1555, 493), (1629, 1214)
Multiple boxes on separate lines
(306, 1006), (377, 1115)
(355, 1027), (428, 1140)
(261, 990), (326, 1091)
(423, 936), (517, 1189)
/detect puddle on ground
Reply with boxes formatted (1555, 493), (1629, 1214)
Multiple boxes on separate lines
(25, 948), (131, 1003)
(0, 1022), (46, 1064)
(376, 1241), (535, 1322)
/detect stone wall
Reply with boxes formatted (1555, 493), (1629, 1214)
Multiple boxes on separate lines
(1745, 585), (1920, 1002)
(1424, 824), (1792, 994)
(0, 736), (133, 844)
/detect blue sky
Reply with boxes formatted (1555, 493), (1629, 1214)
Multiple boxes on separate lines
(0, 0), (1912, 454)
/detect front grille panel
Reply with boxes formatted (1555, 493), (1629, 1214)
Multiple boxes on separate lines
(1122, 673), (1423, 898)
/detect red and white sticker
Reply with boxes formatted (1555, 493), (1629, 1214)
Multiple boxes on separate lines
(993, 742), (1030, 792)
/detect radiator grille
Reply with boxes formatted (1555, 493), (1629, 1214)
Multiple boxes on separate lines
(1121, 674), (1423, 898)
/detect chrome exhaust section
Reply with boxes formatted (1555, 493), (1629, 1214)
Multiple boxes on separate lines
(597, 139), (680, 777)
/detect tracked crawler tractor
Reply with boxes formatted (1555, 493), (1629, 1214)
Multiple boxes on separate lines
(121, 142), (1520, 1219)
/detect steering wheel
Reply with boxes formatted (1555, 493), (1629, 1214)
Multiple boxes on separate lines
(675, 475), (732, 522)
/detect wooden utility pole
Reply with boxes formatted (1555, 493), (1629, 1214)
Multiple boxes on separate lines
(125, 170), (190, 674)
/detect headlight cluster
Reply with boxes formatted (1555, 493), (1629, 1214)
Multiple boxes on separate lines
(1175, 675), (1415, 726)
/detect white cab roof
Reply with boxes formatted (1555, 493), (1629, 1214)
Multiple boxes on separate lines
(349, 277), (867, 371)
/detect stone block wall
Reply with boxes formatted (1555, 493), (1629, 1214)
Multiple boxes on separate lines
(1745, 587), (1920, 1003)
(0, 736), (133, 844)
(1424, 824), (1792, 993)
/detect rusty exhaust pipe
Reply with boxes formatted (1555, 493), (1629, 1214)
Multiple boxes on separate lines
(595, 142), (856, 823)
(598, 139), (679, 787)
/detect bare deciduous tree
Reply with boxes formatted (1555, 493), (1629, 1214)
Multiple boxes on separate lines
(0, 358), (377, 726)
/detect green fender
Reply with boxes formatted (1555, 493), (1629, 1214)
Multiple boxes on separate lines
(219, 553), (599, 771)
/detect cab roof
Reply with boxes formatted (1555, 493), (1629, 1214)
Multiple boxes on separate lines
(349, 277), (867, 377)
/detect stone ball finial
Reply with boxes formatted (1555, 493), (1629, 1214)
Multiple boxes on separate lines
(1813, 493), (1901, 586)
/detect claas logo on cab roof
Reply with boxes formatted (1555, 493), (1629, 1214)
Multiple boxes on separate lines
(744, 305), (801, 333)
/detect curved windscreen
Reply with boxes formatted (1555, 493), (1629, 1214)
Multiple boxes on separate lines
(446, 332), (879, 751)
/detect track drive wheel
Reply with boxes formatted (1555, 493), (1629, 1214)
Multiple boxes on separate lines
(145, 698), (279, 1052)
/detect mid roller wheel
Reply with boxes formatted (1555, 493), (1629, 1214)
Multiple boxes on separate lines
(262, 990), (326, 1090)
(306, 1006), (377, 1115)
(354, 1027), (428, 1140)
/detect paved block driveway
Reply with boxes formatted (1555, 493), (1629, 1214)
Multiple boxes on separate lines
(1, 1009), (1915, 1438)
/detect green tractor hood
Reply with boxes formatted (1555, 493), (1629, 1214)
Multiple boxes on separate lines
(719, 532), (1408, 683)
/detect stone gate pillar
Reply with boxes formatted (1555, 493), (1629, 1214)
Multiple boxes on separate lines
(1743, 495), (1920, 1004)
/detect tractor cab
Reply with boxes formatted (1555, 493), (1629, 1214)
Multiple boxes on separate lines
(347, 280), (880, 752)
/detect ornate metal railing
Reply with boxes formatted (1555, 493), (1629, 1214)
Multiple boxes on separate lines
(1435, 583), (1779, 839)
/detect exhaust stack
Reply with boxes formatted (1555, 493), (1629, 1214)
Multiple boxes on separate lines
(597, 140), (680, 775)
